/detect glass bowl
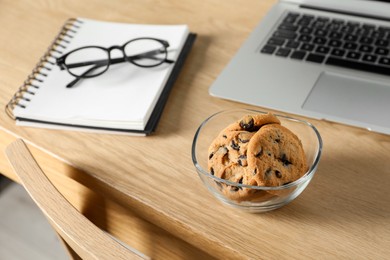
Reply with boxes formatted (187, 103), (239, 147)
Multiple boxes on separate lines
(191, 109), (322, 213)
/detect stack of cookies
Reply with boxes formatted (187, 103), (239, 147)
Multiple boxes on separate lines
(208, 113), (307, 202)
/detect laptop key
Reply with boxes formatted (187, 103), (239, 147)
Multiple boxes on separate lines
(329, 31), (343, 39)
(359, 44), (374, 53)
(344, 42), (358, 50)
(297, 17), (312, 26)
(360, 28), (373, 36)
(375, 47), (389, 55)
(301, 43), (314, 51)
(283, 12), (300, 24)
(340, 25), (354, 33)
(346, 51), (361, 59)
(290, 50), (307, 60)
(268, 37), (285, 46)
(378, 26), (390, 32)
(261, 45), (277, 54)
(362, 54), (378, 63)
(329, 39), (342, 48)
(331, 18), (345, 25)
(300, 27), (313, 34)
(313, 37), (327, 45)
(344, 34), (358, 42)
(327, 56), (390, 76)
(375, 39), (389, 47)
(298, 34), (312, 42)
(328, 23), (342, 31)
(379, 57), (390, 66)
(371, 31), (386, 39)
(275, 48), (291, 57)
(312, 20), (328, 28)
(331, 48), (346, 57)
(347, 21), (360, 27)
(278, 24), (299, 32)
(273, 30), (297, 40)
(314, 29), (328, 37)
(360, 36), (374, 44)
(302, 14), (315, 20)
(317, 16), (330, 24)
(315, 46), (330, 54)
(286, 40), (300, 49)
(306, 53), (325, 63)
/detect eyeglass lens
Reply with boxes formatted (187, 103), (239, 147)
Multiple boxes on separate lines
(65, 47), (109, 77)
(124, 39), (167, 67)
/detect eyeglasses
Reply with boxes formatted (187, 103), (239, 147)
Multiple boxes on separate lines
(56, 37), (174, 88)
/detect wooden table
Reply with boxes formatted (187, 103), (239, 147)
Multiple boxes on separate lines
(1, 0), (390, 259)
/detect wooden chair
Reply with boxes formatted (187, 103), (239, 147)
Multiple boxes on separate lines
(5, 139), (148, 260)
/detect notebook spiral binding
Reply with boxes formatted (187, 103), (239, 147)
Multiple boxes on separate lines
(5, 18), (84, 120)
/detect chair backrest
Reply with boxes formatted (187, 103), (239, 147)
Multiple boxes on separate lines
(5, 139), (148, 260)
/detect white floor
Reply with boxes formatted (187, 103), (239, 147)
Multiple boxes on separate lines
(0, 178), (68, 260)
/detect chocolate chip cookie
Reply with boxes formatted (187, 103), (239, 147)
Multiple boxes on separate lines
(207, 113), (282, 200)
(207, 112), (307, 202)
(246, 124), (307, 187)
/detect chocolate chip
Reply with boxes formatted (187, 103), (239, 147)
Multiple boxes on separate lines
(222, 153), (229, 165)
(231, 186), (239, 192)
(236, 177), (244, 190)
(239, 116), (255, 131)
(265, 168), (272, 178)
(255, 147), (263, 157)
(280, 153), (292, 166)
(275, 170), (282, 178)
(222, 134), (227, 139)
(238, 155), (247, 166)
(231, 140), (240, 150)
(210, 167), (214, 175)
(217, 146), (228, 156)
(209, 153), (214, 160)
(239, 138), (250, 143)
(217, 146), (229, 165)
(253, 168), (258, 175)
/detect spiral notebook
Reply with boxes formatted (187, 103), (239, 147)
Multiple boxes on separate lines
(6, 18), (196, 135)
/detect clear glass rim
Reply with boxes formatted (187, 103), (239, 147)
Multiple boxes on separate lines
(191, 109), (323, 191)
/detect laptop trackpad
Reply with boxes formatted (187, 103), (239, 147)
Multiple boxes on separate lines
(302, 72), (390, 127)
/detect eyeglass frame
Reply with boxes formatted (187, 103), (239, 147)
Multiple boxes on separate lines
(56, 37), (174, 88)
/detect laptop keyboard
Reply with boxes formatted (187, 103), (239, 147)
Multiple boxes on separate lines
(261, 12), (390, 76)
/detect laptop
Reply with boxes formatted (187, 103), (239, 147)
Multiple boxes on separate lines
(209, 0), (390, 135)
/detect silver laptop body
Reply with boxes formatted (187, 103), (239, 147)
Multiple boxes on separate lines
(210, 0), (390, 134)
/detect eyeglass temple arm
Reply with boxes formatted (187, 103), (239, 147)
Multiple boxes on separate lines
(64, 49), (174, 69)
(66, 64), (102, 88)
